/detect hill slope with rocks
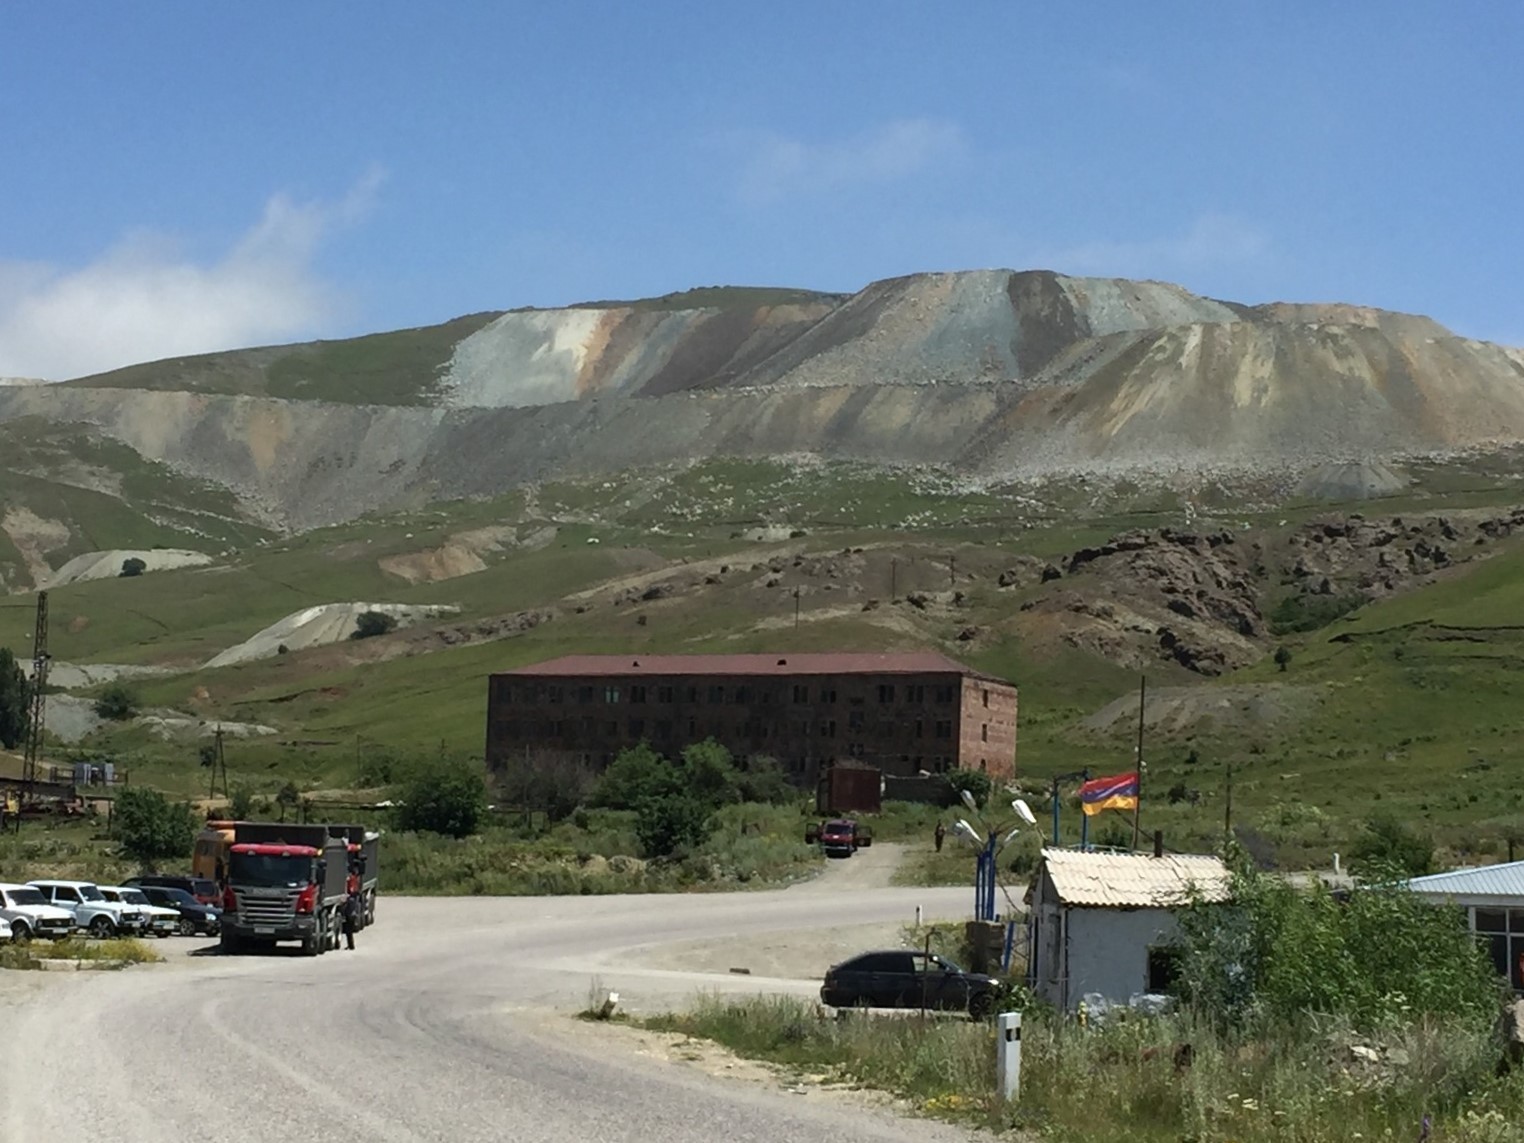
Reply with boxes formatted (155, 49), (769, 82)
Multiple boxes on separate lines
(0, 270), (1520, 537)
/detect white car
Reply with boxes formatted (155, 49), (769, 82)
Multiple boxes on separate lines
(0, 882), (77, 942)
(27, 879), (143, 938)
(99, 886), (178, 938)
(0, 916), (10, 943)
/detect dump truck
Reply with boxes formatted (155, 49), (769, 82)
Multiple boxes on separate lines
(326, 823), (380, 928)
(218, 823), (349, 956)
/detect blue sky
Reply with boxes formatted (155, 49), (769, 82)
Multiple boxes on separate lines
(2, 2), (1520, 377)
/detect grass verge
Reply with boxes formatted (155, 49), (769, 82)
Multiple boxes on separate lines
(1, 937), (160, 970)
(642, 995), (1524, 1142)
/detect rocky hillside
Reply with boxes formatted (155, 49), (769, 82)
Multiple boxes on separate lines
(1, 270), (1521, 533)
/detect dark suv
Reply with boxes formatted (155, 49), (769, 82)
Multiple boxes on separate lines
(125, 874), (220, 908)
(821, 949), (998, 1018)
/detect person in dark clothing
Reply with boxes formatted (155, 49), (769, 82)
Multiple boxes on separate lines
(934, 821), (946, 852)
(342, 891), (361, 950)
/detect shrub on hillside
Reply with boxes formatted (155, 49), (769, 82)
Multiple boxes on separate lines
(350, 610), (397, 640)
(394, 757), (486, 839)
(681, 739), (739, 808)
(592, 744), (682, 808)
(1269, 591), (1366, 634)
(635, 792), (712, 858)
(119, 557), (147, 577)
(1350, 813), (1435, 877)
(113, 788), (198, 869)
(93, 683), (139, 721)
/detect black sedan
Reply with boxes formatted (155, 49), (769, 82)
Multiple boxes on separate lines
(821, 950), (998, 1019)
(137, 885), (221, 936)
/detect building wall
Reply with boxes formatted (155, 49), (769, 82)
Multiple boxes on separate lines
(1063, 906), (1182, 1010)
(485, 668), (1015, 783)
(958, 676), (1018, 780)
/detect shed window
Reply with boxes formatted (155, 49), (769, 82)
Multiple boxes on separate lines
(1147, 948), (1181, 994)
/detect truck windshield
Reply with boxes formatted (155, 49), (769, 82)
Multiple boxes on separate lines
(7, 889), (47, 907)
(79, 885), (105, 901)
(230, 853), (312, 889)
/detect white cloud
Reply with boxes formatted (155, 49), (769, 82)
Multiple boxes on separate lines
(0, 169), (383, 381)
(1036, 213), (1271, 280)
(736, 117), (966, 205)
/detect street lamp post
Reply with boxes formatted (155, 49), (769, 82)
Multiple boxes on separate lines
(954, 792), (1038, 922)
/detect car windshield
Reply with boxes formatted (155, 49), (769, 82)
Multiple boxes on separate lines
(100, 889), (122, 901)
(79, 885), (105, 902)
(7, 889), (46, 907)
(120, 890), (151, 906)
(159, 888), (198, 906)
(932, 955), (965, 974)
(229, 852), (311, 889)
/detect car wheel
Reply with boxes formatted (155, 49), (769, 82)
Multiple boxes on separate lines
(178, 918), (196, 937)
(88, 915), (115, 939)
(967, 992), (994, 1021)
(9, 921), (30, 944)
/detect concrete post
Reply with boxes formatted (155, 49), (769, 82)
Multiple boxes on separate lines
(996, 1011), (1022, 1102)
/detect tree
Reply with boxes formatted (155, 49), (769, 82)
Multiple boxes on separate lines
(229, 787), (255, 820)
(113, 788), (197, 869)
(395, 757), (486, 839)
(94, 683), (139, 721)
(1273, 646), (1292, 672)
(350, 610), (398, 640)
(499, 748), (593, 826)
(0, 646), (29, 750)
(1350, 814), (1435, 877)
(736, 754), (796, 805)
(634, 792), (712, 858)
(946, 767), (993, 809)
(680, 739), (738, 809)
(119, 557), (147, 577)
(592, 743), (682, 809)
(276, 780), (300, 822)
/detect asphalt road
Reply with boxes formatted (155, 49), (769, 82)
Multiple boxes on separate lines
(1, 868), (978, 1143)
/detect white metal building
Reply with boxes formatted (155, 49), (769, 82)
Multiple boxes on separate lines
(1024, 847), (1232, 1011)
(1407, 861), (1524, 991)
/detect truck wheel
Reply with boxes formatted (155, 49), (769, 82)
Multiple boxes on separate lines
(301, 933), (319, 957)
(88, 915), (116, 939)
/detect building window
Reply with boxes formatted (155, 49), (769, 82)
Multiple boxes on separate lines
(579, 686), (594, 703)
(628, 718), (645, 737)
(848, 710), (865, 731)
(687, 718), (697, 737)
(935, 685), (956, 704)
(877, 684), (895, 704)
(819, 687), (837, 704)
(581, 717), (595, 733)
(1147, 948), (1182, 994)
(657, 685), (675, 702)
(547, 685), (563, 705)
(708, 685), (725, 704)
(906, 684), (925, 703)
(734, 686), (751, 704)
(793, 685), (808, 703)
(605, 721), (617, 737)
(687, 686), (699, 703)
(496, 681), (512, 704)
(982, 689), (990, 708)
(981, 724), (989, 742)
(820, 720), (836, 739)
(604, 686), (620, 704)
(630, 685), (647, 704)
(915, 719), (924, 739)
(979, 759), (987, 772)
(847, 742), (865, 758)
(935, 719), (953, 739)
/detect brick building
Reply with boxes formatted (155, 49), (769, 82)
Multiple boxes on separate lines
(485, 651), (1018, 784)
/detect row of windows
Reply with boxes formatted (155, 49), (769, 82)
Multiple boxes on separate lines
(495, 681), (978, 707)
(492, 717), (964, 742)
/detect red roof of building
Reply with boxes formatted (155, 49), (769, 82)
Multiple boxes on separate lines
(496, 651), (1012, 684)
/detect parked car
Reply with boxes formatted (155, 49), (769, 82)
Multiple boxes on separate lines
(27, 879), (144, 938)
(136, 885), (221, 936)
(124, 874), (220, 907)
(99, 887), (179, 938)
(820, 949), (998, 1019)
(806, 818), (873, 858)
(0, 883), (77, 942)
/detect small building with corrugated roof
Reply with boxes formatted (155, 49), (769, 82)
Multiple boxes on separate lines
(1025, 845), (1232, 1010)
(1407, 861), (1524, 991)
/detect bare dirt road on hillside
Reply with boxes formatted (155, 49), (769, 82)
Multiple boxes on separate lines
(0, 879), (977, 1142)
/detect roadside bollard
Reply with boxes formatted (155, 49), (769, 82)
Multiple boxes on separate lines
(996, 1011), (1021, 1102)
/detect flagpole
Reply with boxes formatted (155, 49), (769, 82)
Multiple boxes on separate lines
(1132, 674), (1146, 851)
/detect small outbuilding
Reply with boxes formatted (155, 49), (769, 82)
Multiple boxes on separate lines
(1025, 846), (1231, 1011)
(1407, 861), (1524, 991)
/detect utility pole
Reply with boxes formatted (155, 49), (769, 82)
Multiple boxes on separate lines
(1224, 756), (1234, 842)
(21, 591), (49, 813)
(890, 558), (898, 602)
(948, 555), (956, 589)
(793, 587), (801, 629)
(1132, 674), (1146, 851)
(207, 726), (229, 802)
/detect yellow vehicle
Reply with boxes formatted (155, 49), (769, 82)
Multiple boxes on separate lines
(193, 820), (237, 884)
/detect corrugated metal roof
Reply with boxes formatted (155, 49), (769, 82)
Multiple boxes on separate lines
(1038, 847), (1232, 908)
(1407, 861), (1524, 901)
(497, 651), (1012, 682)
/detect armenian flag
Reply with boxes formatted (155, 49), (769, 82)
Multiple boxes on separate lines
(1079, 771), (1140, 816)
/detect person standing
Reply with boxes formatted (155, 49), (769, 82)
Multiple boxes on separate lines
(934, 821), (946, 852)
(342, 890), (360, 951)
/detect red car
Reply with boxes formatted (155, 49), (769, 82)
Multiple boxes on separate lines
(806, 819), (873, 858)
